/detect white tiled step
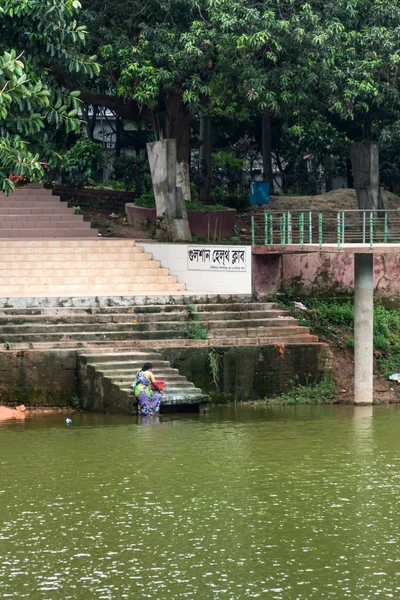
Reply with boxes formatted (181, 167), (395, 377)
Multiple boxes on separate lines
(0, 207), (73, 215)
(0, 220), (90, 229)
(0, 189), (54, 195)
(0, 259), (160, 269)
(0, 240), (139, 249)
(0, 274), (178, 285)
(0, 284), (186, 295)
(0, 230), (98, 238)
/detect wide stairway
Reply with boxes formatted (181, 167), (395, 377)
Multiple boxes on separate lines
(0, 302), (318, 349)
(0, 301), (319, 412)
(0, 239), (186, 297)
(0, 187), (97, 238)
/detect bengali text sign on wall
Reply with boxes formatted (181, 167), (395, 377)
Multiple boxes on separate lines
(187, 246), (247, 272)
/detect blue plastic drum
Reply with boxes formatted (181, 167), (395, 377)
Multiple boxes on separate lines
(250, 181), (270, 205)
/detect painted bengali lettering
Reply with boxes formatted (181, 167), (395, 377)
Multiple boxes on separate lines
(187, 246), (247, 271)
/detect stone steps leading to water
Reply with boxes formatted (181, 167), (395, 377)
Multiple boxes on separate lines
(0, 299), (319, 346)
(0, 318), (301, 334)
(78, 350), (210, 413)
(0, 300), (316, 347)
(0, 309), (287, 324)
(4, 337), (321, 351)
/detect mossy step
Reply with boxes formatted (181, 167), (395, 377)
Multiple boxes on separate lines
(5, 334), (321, 350)
(0, 309), (290, 325)
(86, 361), (173, 370)
(121, 386), (204, 396)
(109, 377), (191, 387)
(0, 301), (276, 316)
(0, 317), (299, 334)
(210, 326), (308, 337)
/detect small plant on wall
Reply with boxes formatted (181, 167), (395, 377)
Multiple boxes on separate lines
(184, 321), (208, 340)
(186, 303), (197, 320)
(183, 303), (208, 339)
(208, 349), (220, 390)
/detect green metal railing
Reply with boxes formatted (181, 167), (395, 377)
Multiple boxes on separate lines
(250, 210), (400, 249)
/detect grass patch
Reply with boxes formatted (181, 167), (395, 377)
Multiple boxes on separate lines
(273, 294), (400, 377)
(183, 322), (208, 340)
(274, 374), (337, 405)
(134, 193), (226, 211)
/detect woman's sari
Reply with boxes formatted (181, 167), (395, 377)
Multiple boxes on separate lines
(132, 371), (161, 416)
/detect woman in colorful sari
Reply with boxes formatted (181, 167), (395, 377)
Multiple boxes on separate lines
(132, 362), (163, 416)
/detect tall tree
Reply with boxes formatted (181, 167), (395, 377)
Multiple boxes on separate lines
(0, 0), (99, 192)
(50, 0), (400, 200)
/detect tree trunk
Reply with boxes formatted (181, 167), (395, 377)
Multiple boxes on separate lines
(147, 139), (191, 242)
(347, 157), (354, 189)
(262, 114), (273, 191)
(165, 94), (192, 202)
(115, 117), (121, 158)
(82, 104), (98, 141)
(200, 115), (212, 187)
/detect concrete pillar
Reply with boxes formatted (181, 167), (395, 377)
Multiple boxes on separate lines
(354, 253), (374, 404)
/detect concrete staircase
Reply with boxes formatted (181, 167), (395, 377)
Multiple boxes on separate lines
(0, 302), (319, 349)
(0, 299), (322, 412)
(0, 188), (97, 238)
(79, 350), (210, 413)
(0, 239), (186, 297)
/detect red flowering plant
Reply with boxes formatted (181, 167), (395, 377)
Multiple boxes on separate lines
(8, 174), (28, 188)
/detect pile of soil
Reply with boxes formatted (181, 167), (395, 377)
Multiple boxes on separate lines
(260, 188), (400, 213)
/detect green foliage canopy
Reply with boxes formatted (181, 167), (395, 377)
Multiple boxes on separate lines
(0, 0), (99, 192)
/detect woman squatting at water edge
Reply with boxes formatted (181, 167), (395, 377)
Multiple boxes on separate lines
(132, 362), (164, 416)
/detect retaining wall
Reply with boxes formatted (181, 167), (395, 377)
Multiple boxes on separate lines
(138, 243), (252, 295)
(0, 350), (77, 406)
(0, 343), (331, 409)
(252, 252), (400, 297)
(161, 344), (331, 401)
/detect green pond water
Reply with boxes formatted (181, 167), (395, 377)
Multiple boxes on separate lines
(1, 405), (400, 599)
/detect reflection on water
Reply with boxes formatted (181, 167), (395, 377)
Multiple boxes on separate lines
(1, 405), (400, 599)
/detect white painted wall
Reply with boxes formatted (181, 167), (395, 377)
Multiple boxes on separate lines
(138, 243), (252, 294)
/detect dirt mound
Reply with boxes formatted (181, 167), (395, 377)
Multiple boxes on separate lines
(267, 188), (400, 213)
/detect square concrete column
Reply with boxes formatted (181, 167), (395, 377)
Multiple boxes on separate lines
(354, 254), (374, 404)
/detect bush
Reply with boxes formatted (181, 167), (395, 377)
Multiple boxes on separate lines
(286, 295), (400, 378)
(112, 153), (152, 194)
(63, 138), (104, 185)
(276, 374), (337, 405)
(184, 322), (208, 340)
(135, 192), (156, 208)
(134, 193), (227, 211)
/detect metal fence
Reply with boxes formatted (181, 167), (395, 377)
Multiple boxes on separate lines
(250, 210), (400, 249)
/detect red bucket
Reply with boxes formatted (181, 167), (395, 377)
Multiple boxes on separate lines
(151, 380), (165, 392)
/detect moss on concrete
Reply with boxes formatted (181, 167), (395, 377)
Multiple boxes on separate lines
(0, 350), (77, 406)
(161, 344), (331, 402)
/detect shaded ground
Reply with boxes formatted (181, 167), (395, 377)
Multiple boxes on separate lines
(79, 188), (400, 241)
(82, 207), (153, 239)
(259, 188), (400, 212)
